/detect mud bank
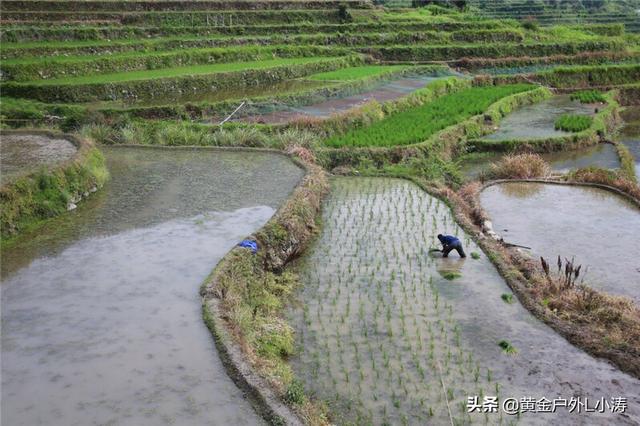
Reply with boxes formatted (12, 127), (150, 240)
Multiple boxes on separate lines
(0, 130), (108, 238)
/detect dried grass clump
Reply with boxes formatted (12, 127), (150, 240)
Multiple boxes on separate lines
(488, 153), (551, 179)
(568, 167), (640, 200)
(532, 256), (640, 358)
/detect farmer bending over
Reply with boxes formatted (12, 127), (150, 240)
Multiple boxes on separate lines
(437, 234), (466, 258)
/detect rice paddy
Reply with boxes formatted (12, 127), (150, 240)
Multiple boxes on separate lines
(288, 178), (492, 425)
(308, 65), (409, 81)
(554, 113), (593, 132)
(13, 57), (343, 86)
(325, 84), (534, 148)
(2, 0), (640, 424)
(289, 177), (640, 425)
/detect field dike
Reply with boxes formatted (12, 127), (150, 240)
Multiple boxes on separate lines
(441, 177), (640, 379)
(0, 129), (108, 240)
(2, 55), (363, 103)
(97, 65), (449, 120)
(481, 63), (640, 89)
(199, 147), (329, 425)
(468, 90), (621, 153)
(312, 80), (552, 169)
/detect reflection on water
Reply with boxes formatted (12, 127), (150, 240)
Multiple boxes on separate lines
(481, 182), (640, 303)
(0, 133), (77, 183)
(485, 95), (596, 141)
(1, 146), (304, 426)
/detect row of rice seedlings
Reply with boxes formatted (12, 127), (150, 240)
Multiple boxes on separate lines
(554, 113), (593, 132)
(289, 178), (503, 425)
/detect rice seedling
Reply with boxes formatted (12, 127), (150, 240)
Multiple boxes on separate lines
(440, 271), (462, 280)
(501, 293), (514, 304)
(498, 340), (518, 355)
(324, 85), (534, 148)
(570, 90), (605, 103)
(470, 252), (481, 260)
(554, 113), (593, 132)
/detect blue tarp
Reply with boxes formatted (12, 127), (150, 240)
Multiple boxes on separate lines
(238, 239), (258, 254)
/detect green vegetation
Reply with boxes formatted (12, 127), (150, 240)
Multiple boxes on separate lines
(470, 252), (481, 259)
(308, 65), (408, 81)
(570, 90), (606, 103)
(0, 135), (108, 240)
(498, 340), (517, 355)
(18, 57), (342, 86)
(501, 293), (514, 304)
(554, 113), (594, 132)
(325, 84), (534, 148)
(440, 271), (462, 280)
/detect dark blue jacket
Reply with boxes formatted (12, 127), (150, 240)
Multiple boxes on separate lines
(439, 235), (460, 246)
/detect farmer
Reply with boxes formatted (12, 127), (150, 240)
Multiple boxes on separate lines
(437, 234), (466, 258)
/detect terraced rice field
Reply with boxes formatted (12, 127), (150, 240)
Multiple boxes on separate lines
(289, 177), (640, 425)
(325, 84), (534, 147)
(2, 1), (640, 425)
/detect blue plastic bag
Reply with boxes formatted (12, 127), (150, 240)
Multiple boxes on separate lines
(237, 239), (258, 254)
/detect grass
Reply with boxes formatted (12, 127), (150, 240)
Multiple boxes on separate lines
(324, 84), (534, 148)
(570, 90), (606, 103)
(470, 252), (481, 259)
(554, 113), (593, 132)
(487, 153), (551, 179)
(308, 65), (409, 81)
(15, 57), (343, 86)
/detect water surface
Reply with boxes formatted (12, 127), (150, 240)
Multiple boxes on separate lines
(485, 95), (596, 141)
(1, 146), (304, 426)
(481, 182), (640, 302)
(620, 106), (640, 177)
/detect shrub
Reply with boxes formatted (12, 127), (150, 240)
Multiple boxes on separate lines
(554, 114), (593, 132)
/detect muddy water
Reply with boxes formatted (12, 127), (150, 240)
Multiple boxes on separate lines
(485, 95), (596, 141)
(290, 177), (640, 425)
(460, 143), (620, 180)
(1, 146), (304, 426)
(620, 106), (640, 177)
(0, 133), (77, 183)
(239, 75), (447, 124)
(481, 182), (640, 303)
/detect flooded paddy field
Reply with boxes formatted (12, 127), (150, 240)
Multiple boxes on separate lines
(288, 177), (640, 425)
(461, 143), (620, 180)
(0, 133), (77, 183)
(620, 106), (640, 177)
(1, 146), (304, 426)
(481, 182), (640, 303)
(238, 74), (447, 124)
(484, 95), (596, 141)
